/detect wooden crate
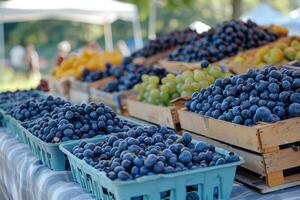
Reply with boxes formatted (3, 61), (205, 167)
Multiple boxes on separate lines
(179, 109), (300, 191)
(90, 88), (134, 114)
(126, 96), (181, 130)
(69, 80), (90, 104)
(69, 77), (115, 105)
(48, 77), (73, 98)
(132, 49), (175, 66)
(158, 60), (201, 73)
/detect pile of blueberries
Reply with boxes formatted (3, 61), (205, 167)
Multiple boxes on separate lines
(72, 126), (240, 181)
(10, 96), (67, 122)
(168, 20), (281, 63)
(82, 68), (110, 83)
(186, 67), (300, 126)
(0, 90), (41, 105)
(24, 102), (136, 143)
(103, 62), (167, 92)
(130, 28), (205, 58)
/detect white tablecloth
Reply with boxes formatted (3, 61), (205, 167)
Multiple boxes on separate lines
(1, 128), (300, 200)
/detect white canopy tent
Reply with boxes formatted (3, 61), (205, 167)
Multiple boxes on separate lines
(277, 7), (300, 36)
(0, 0), (143, 63)
(240, 3), (285, 25)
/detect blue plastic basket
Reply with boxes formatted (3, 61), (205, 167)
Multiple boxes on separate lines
(20, 126), (70, 170)
(59, 137), (244, 200)
(16, 115), (145, 171)
(0, 109), (25, 139)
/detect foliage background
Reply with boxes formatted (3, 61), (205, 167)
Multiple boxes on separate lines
(3, 0), (300, 71)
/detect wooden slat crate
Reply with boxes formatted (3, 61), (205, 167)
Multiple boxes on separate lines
(126, 96), (182, 131)
(48, 77), (73, 98)
(158, 60), (201, 73)
(90, 88), (134, 114)
(178, 109), (300, 192)
(132, 49), (175, 66)
(69, 80), (90, 104)
(69, 77), (115, 105)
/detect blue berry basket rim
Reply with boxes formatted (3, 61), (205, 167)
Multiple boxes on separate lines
(59, 136), (244, 186)
(182, 109), (299, 128)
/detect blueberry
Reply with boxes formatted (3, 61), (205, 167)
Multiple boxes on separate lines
(144, 154), (158, 167)
(118, 171), (131, 180)
(290, 93), (300, 103)
(178, 150), (192, 163)
(288, 103), (300, 117)
(83, 149), (94, 157)
(232, 115), (243, 124)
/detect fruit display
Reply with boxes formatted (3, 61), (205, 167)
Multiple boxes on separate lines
(102, 62), (167, 92)
(52, 50), (122, 79)
(229, 38), (300, 68)
(0, 90), (42, 105)
(72, 127), (240, 181)
(185, 66), (300, 126)
(20, 100), (136, 143)
(168, 20), (283, 63)
(134, 62), (231, 106)
(130, 28), (206, 59)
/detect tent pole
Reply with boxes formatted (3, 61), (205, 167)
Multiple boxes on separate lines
(0, 20), (5, 68)
(148, 0), (156, 40)
(133, 10), (143, 50)
(104, 23), (113, 51)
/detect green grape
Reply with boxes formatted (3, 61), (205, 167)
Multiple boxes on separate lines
(166, 82), (177, 93)
(205, 75), (215, 84)
(161, 77), (168, 84)
(146, 84), (157, 91)
(143, 92), (149, 99)
(134, 84), (144, 94)
(149, 76), (159, 86)
(160, 85), (169, 93)
(208, 67), (223, 78)
(176, 74), (184, 84)
(184, 77), (194, 84)
(199, 80), (209, 89)
(150, 89), (160, 99)
(193, 70), (205, 82)
(171, 92), (180, 100)
(155, 99), (161, 105)
(191, 82), (201, 92)
(142, 75), (149, 83)
(182, 70), (193, 79)
(181, 91), (193, 97)
(182, 83), (193, 91)
(176, 84), (183, 93)
(160, 92), (170, 103)
(166, 73), (176, 82)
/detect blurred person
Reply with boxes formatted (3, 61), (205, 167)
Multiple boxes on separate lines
(85, 41), (102, 52)
(25, 44), (40, 76)
(56, 40), (71, 66)
(9, 44), (26, 72)
(116, 40), (130, 56)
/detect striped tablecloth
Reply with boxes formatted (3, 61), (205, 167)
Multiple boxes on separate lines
(0, 128), (300, 200)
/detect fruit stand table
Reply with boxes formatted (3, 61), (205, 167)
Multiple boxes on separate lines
(0, 128), (300, 200)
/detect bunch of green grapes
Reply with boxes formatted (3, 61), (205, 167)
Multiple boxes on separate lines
(134, 66), (231, 106)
